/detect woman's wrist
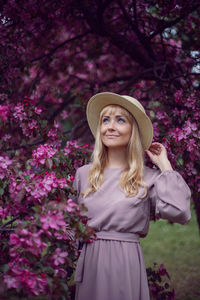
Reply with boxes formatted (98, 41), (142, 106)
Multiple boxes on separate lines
(158, 160), (173, 172)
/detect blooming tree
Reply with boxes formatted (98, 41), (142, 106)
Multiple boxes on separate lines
(0, 104), (94, 298)
(0, 0), (200, 298)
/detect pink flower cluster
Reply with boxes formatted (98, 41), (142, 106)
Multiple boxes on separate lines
(40, 210), (66, 231)
(155, 111), (171, 126)
(64, 140), (81, 155)
(0, 105), (10, 121)
(4, 227), (48, 295)
(13, 103), (27, 121)
(0, 206), (6, 218)
(32, 144), (58, 166)
(66, 198), (77, 213)
(4, 269), (47, 296)
(169, 120), (198, 142)
(52, 248), (68, 266)
(10, 229), (47, 257)
(34, 106), (42, 114)
(9, 171), (67, 204)
(22, 119), (39, 137)
(28, 172), (67, 200)
(0, 155), (12, 179)
(9, 172), (31, 203)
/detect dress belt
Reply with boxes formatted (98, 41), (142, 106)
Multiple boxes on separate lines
(95, 230), (140, 242)
(74, 231), (140, 283)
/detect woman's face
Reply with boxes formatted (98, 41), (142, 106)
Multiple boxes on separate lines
(100, 105), (133, 149)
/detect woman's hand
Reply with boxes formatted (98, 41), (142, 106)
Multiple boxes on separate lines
(145, 142), (173, 172)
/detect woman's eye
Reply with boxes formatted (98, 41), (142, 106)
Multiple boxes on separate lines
(102, 118), (109, 124)
(118, 118), (125, 123)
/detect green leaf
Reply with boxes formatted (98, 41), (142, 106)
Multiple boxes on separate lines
(24, 174), (30, 181)
(78, 222), (85, 233)
(2, 181), (8, 188)
(0, 264), (10, 273)
(60, 282), (69, 292)
(0, 188), (4, 196)
(47, 277), (53, 291)
(43, 266), (55, 275)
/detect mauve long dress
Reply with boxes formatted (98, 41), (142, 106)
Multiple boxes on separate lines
(73, 164), (191, 300)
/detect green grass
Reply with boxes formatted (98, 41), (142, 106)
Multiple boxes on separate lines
(141, 205), (200, 300)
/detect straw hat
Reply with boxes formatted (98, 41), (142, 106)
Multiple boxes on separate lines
(86, 92), (153, 150)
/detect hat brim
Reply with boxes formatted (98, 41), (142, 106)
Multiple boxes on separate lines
(86, 92), (153, 150)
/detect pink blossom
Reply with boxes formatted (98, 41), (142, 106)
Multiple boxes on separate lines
(34, 107), (42, 114)
(5, 268), (47, 296)
(185, 162), (197, 176)
(168, 38), (181, 48)
(73, 159), (83, 169)
(60, 110), (69, 119)
(27, 172), (67, 200)
(10, 233), (20, 245)
(172, 108), (186, 117)
(40, 211), (66, 230)
(0, 206), (6, 218)
(0, 155), (12, 169)
(184, 94), (196, 108)
(47, 128), (57, 138)
(57, 177), (68, 188)
(0, 105), (10, 121)
(28, 119), (38, 130)
(158, 264), (169, 277)
(155, 111), (170, 126)
(4, 275), (19, 289)
(54, 268), (67, 278)
(9, 229), (47, 257)
(13, 103), (27, 121)
(174, 89), (183, 104)
(52, 248), (68, 266)
(32, 144), (57, 166)
(183, 120), (197, 136)
(53, 120), (60, 129)
(2, 134), (12, 141)
(66, 198), (76, 213)
(0, 155), (12, 179)
(64, 140), (81, 155)
(187, 138), (197, 152)
(152, 122), (160, 140)
(9, 173), (29, 202)
(169, 127), (186, 142)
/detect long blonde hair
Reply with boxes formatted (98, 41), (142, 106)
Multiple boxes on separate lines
(83, 105), (147, 198)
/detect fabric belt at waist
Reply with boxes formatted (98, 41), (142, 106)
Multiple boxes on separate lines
(74, 231), (140, 283)
(95, 231), (139, 242)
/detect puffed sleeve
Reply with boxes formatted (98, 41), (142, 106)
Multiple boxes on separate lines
(149, 170), (191, 224)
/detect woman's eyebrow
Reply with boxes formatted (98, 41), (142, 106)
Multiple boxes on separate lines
(115, 114), (126, 118)
(102, 114), (127, 118)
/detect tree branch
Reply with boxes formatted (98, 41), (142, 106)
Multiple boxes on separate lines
(31, 31), (91, 62)
(150, 4), (200, 39)
(76, 0), (155, 68)
(117, 0), (155, 60)
(0, 215), (20, 229)
(47, 93), (76, 123)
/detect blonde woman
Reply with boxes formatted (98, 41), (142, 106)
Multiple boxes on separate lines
(73, 92), (191, 300)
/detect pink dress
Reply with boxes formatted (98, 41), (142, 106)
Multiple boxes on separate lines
(73, 164), (191, 300)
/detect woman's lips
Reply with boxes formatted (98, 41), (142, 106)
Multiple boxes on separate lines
(105, 135), (120, 138)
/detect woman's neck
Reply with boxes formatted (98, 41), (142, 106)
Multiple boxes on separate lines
(106, 147), (128, 168)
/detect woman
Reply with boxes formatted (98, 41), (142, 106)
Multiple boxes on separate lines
(73, 92), (191, 300)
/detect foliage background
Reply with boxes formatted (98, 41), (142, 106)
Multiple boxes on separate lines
(0, 0), (199, 299)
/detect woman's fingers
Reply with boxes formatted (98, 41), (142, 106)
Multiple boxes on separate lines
(148, 143), (162, 155)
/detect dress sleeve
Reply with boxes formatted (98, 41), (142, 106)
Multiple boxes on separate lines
(149, 170), (191, 224)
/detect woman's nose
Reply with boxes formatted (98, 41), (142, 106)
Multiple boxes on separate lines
(107, 119), (115, 130)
